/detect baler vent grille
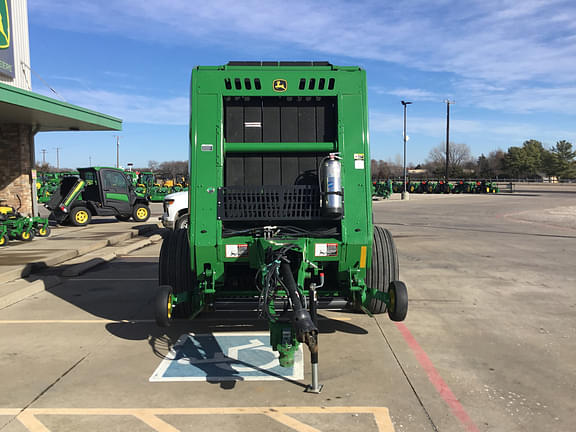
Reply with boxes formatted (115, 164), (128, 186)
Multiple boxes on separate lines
(217, 185), (321, 220)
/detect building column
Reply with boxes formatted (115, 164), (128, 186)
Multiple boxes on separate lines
(0, 124), (35, 215)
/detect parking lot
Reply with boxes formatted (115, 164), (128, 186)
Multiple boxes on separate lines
(1, 185), (575, 432)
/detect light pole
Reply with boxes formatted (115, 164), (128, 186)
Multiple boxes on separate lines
(444, 100), (454, 180)
(114, 135), (120, 168)
(401, 100), (412, 200)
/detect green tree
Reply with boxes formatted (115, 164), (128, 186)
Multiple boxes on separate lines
(551, 140), (576, 179)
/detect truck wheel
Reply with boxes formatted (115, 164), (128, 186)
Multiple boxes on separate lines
(388, 280), (408, 321)
(36, 226), (51, 237)
(132, 204), (150, 222)
(0, 235), (8, 246)
(155, 285), (174, 327)
(366, 226), (399, 314)
(115, 214), (131, 222)
(175, 213), (189, 230)
(70, 207), (92, 226)
(20, 230), (35, 241)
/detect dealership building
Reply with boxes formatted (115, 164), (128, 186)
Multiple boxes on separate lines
(0, 0), (122, 215)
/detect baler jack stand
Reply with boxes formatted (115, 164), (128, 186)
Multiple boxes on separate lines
(305, 281), (323, 393)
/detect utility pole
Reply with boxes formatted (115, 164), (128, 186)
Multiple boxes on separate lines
(114, 135), (120, 168)
(444, 100), (455, 180)
(401, 100), (412, 200)
(55, 147), (61, 170)
(89, 156), (92, 167)
(41, 149), (47, 165)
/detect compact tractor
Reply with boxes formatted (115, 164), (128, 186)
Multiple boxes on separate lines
(155, 62), (408, 392)
(46, 167), (151, 226)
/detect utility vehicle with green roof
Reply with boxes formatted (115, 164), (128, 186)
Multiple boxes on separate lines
(46, 167), (150, 226)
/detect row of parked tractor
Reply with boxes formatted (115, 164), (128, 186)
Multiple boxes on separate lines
(372, 179), (500, 198)
(0, 200), (50, 246)
(37, 170), (188, 204)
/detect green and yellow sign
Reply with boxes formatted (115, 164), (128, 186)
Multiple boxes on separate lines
(0, 0), (15, 79)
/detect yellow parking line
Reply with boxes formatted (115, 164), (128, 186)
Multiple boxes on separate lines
(265, 412), (323, 432)
(0, 407), (394, 432)
(16, 412), (50, 432)
(134, 413), (181, 432)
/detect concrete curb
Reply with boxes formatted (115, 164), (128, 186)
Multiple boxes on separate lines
(0, 226), (156, 284)
(61, 232), (164, 277)
(0, 276), (62, 310)
(61, 251), (118, 278)
(0, 226), (164, 307)
(0, 265), (32, 285)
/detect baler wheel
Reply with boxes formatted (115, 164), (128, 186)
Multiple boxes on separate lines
(366, 226), (399, 314)
(155, 285), (174, 327)
(387, 280), (408, 321)
(158, 229), (196, 318)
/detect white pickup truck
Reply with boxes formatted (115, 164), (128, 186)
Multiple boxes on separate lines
(160, 191), (188, 230)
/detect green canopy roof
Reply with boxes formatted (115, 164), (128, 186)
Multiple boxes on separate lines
(0, 82), (122, 131)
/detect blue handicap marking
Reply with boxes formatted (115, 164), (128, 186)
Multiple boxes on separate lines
(149, 332), (304, 382)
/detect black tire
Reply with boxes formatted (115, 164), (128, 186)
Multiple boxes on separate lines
(70, 206), (92, 226)
(36, 226), (51, 237)
(173, 229), (194, 317)
(20, 230), (35, 241)
(388, 280), (408, 321)
(175, 213), (189, 230)
(155, 285), (174, 327)
(366, 226), (399, 314)
(115, 214), (131, 222)
(158, 229), (195, 318)
(0, 234), (8, 246)
(132, 204), (150, 222)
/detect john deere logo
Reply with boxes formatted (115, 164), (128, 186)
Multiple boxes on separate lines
(0, 0), (9, 49)
(273, 79), (287, 92)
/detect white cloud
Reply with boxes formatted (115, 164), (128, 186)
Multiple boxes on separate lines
(374, 87), (443, 102)
(28, 0), (576, 114)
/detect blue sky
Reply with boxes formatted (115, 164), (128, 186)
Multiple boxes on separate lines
(28, 0), (576, 169)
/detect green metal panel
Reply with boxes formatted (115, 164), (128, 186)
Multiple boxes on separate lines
(105, 193), (129, 202)
(225, 142), (335, 153)
(189, 63), (373, 288)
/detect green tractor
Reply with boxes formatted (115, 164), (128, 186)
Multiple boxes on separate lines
(0, 197), (50, 244)
(155, 62), (408, 392)
(46, 167), (151, 226)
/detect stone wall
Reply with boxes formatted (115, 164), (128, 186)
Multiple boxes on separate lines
(0, 124), (34, 215)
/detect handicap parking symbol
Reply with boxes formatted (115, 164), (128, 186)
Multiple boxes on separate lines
(149, 332), (304, 382)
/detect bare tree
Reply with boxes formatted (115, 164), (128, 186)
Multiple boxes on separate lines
(426, 142), (473, 177)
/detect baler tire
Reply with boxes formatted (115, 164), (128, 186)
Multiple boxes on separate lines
(388, 280), (408, 321)
(159, 230), (176, 287)
(366, 226), (399, 314)
(155, 285), (174, 327)
(173, 229), (192, 317)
